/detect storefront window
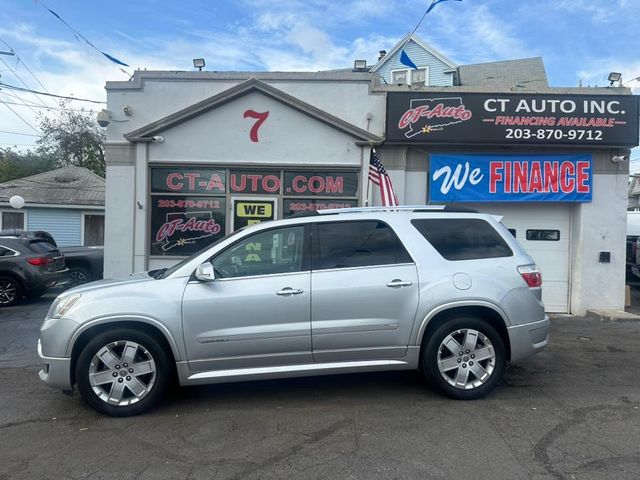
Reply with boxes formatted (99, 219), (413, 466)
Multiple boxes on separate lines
(149, 166), (359, 257)
(150, 168), (227, 256)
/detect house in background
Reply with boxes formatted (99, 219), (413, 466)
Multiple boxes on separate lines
(369, 33), (548, 89)
(0, 166), (105, 246)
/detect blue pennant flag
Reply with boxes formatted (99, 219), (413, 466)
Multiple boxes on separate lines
(400, 50), (418, 70)
(101, 52), (129, 67)
(426, 0), (462, 14)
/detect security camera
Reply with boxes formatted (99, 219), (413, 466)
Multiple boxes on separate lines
(151, 135), (164, 144)
(123, 105), (133, 116)
(611, 155), (629, 164)
(96, 109), (111, 127)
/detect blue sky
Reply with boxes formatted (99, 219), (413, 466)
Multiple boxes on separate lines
(0, 0), (639, 164)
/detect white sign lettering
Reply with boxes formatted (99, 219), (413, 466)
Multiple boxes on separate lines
(432, 162), (483, 194)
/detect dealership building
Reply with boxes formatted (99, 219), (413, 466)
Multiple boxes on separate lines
(103, 35), (639, 315)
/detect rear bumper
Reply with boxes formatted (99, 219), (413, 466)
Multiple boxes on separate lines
(37, 339), (73, 390)
(507, 316), (550, 362)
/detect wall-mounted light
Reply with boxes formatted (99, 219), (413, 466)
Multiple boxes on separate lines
(193, 58), (206, 71)
(608, 72), (622, 86)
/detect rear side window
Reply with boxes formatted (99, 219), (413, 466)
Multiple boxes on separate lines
(28, 240), (57, 254)
(315, 221), (412, 270)
(0, 246), (16, 257)
(411, 218), (512, 261)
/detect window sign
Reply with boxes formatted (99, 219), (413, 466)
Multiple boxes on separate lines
(229, 171), (281, 194)
(429, 153), (592, 203)
(233, 199), (276, 229)
(150, 196), (226, 255)
(283, 199), (358, 217)
(283, 171), (358, 196)
(151, 168), (226, 194)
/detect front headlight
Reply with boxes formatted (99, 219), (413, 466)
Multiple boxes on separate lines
(48, 293), (82, 319)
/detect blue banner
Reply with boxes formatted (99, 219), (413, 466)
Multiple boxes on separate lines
(429, 153), (592, 202)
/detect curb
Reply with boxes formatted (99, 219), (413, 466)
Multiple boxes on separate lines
(585, 309), (640, 322)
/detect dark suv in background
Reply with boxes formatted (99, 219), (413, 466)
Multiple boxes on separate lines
(0, 230), (104, 289)
(0, 237), (67, 306)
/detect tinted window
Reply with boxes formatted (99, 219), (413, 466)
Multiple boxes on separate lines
(526, 229), (560, 241)
(316, 221), (412, 270)
(411, 218), (512, 261)
(28, 240), (57, 254)
(0, 246), (15, 257)
(212, 226), (305, 279)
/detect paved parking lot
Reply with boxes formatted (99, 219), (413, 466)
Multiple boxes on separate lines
(1, 294), (640, 480)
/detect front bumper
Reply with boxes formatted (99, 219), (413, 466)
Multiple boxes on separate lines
(507, 316), (550, 362)
(37, 339), (73, 390)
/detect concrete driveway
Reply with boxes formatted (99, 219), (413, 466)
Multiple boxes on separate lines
(1, 295), (639, 480)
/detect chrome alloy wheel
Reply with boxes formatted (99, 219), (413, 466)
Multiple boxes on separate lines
(88, 341), (157, 406)
(0, 279), (17, 305)
(437, 328), (495, 390)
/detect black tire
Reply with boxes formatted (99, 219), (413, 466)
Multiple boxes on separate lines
(422, 316), (506, 400)
(67, 267), (92, 288)
(0, 276), (22, 307)
(75, 328), (171, 416)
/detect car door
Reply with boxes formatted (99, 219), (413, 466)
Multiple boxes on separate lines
(182, 224), (311, 372)
(311, 220), (419, 362)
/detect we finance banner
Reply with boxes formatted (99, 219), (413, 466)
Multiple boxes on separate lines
(429, 154), (592, 203)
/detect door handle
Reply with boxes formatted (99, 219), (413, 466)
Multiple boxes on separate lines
(386, 279), (413, 288)
(276, 287), (304, 296)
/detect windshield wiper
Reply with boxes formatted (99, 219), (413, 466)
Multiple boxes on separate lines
(151, 268), (167, 279)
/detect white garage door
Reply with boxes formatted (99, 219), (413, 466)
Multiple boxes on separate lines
(471, 203), (571, 313)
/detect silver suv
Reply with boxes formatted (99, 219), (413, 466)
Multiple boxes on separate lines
(38, 206), (549, 416)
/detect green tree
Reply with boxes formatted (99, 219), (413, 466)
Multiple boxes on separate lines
(36, 102), (106, 177)
(0, 148), (55, 183)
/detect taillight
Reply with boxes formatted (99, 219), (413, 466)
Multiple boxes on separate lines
(27, 257), (51, 266)
(518, 264), (542, 288)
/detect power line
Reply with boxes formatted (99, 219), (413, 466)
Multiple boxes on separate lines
(0, 56), (51, 109)
(0, 99), (39, 133)
(0, 97), (98, 113)
(0, 38), (55, 98)
(0, 129), (41, 137)
(0, 80), (44, 118)
(0, 82), (106, 104)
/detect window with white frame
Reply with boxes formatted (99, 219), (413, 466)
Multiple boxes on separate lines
(0, 211), (25, 230)
(390, 67), (429, 86)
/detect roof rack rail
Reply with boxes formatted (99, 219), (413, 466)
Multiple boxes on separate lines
(317, 204), (478, 214)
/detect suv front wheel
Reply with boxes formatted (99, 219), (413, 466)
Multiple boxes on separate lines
(422, 316), (506, 400)
(76, 329), (171, 416)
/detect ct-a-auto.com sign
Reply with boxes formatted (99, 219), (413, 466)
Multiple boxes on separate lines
(386, 92), (639, 147)
(429, 154), (592, 203)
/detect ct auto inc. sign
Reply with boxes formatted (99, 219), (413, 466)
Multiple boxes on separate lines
(386, 92), (639, 147)
(429, 153), (592, 203)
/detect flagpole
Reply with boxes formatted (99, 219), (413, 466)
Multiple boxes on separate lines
(365, 147), (372, 206)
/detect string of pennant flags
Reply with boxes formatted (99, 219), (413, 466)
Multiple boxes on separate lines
(37, 2), (131, 75)
(399, 0), (462, 70)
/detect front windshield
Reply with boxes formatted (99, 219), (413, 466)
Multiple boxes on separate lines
(153, 228), (246, 279)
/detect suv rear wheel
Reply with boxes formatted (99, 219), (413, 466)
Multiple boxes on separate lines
(76, 329), (171, 416)
(422, 316), (505, 400)
(0, 276), (22, 306)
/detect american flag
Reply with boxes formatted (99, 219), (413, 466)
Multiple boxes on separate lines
(368, 149), (399, 206)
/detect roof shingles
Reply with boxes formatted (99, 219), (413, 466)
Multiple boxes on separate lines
(0, 166), (105, 207)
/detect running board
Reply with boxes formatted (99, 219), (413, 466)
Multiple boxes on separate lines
(181, 359), (412, 385)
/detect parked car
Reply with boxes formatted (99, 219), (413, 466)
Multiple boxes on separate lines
(38, 206), (549, 416)
(0, 230), (103, 288)
(0, 237), (67, 306)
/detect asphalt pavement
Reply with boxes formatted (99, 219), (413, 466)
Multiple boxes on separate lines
(1, 294), (640, 480)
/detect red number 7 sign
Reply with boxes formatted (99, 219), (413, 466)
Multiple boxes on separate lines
(243, 109), (270, 142)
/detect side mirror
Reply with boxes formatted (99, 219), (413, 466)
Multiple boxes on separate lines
(195, 262), (216, 282)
